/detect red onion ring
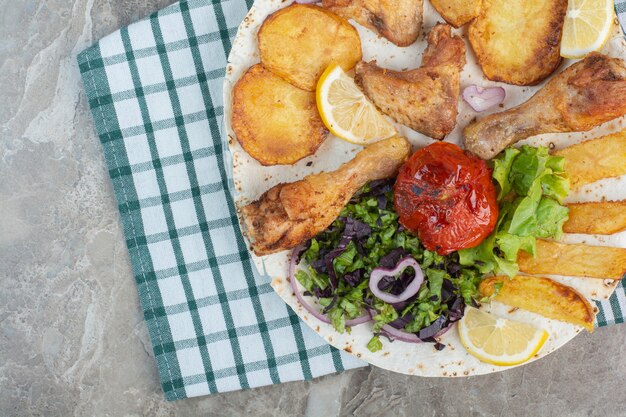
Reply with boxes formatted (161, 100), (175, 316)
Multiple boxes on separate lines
(294, 0), (318, 3)
(345, 312), (372, 326)
(433, 321), (455, 339)
(381, 321), (456, 343)
(289, 246), (371, 326)
(462, 85), (506, 112)
(368, 257), (424, 304)
(380, 324), (423, 343)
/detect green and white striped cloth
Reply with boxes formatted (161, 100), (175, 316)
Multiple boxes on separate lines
(78, 0), (626, 400)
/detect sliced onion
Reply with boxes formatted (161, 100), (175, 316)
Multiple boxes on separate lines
(381, 320), (456, 344)
(289, 246), (371, 326)
(462, 85), (506, 112)
(434, 321), (455, 340)
(345, 313), (372, 326)
(295, 0), (318, 3)
(369, 257), (424, 304)
(380, 324), (423, 343)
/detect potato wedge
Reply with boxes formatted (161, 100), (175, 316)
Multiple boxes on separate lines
(553, 130), (626, 190)
(231, 64), (328, 166)
(479, 276), (595, 332)
(431, 0), (481, 28)
(564, 201), (626, 235)
(468, 0), (567, 85)
(258, 4), (362, 91)
(518, 239), (626, 280)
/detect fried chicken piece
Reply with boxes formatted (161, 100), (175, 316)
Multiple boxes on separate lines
(322, 0), (423, 47)
(354, 24), (466, 139)
(242, 137), (411, 256)
(464, 53), (626, 160)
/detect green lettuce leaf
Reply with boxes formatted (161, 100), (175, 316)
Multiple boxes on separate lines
(372, 302), (398, 332)
(541, 173), (570, 203)
(496, 232), (536, 261)
(493, 147), (520, 200)
(533, 197), (570, 239)
(509, 146), (549, 196)
(367, 336), (383, 352)
(507, 179), (543, 236)
(329, 308), (345, 334)
(459, 145), (570, 277)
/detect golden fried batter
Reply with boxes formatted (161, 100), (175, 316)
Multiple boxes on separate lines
(354, 24), (466, 139)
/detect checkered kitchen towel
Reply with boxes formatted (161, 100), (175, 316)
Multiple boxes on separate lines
(78, 0), (626, 401)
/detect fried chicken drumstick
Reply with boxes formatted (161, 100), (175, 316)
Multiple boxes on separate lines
(464, 53), (626, 160)
(242, 137), (411, 256)
(355, 24), (466, 139)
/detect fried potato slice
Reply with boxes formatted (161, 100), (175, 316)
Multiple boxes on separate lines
(479, 276), (595, 332)
(258, 4), (362, 91)
(468, 0), (567, 85)
(430, 0), (481, 28)
(552, 130), (626, 190)
(564, 201), (626, 235)
(231, 64), (328, 166)
(518, 239), (626, 280)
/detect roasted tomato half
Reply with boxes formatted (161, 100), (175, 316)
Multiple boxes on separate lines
(393, 142), (498, 255)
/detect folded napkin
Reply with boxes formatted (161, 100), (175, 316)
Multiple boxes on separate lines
(618, 0), (626, 33)
(78, 0), (626, 400)
(77, 0), (365, 400)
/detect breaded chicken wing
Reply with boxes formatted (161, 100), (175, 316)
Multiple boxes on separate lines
(354, 24), (465, 139)
(242, 137), (411, 256)
(322, 0), (423, 47)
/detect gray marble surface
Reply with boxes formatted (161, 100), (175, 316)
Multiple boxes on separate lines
(1, 1), (626, 416)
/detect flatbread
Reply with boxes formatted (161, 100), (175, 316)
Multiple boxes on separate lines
(223, 0), (626, 376)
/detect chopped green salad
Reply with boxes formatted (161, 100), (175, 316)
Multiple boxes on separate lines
(295, 180), (484, 351)
(293, 145), (569, 353)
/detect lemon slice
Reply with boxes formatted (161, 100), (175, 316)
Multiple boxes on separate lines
(316, 63), (396, 145)
(458, 307), (549, 366)
(560, 0), (615, 59)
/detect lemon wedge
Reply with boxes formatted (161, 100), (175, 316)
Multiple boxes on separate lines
(560, 0), (615, 59)
(458, 306), (549, 366)
(316, 63), (396, 145)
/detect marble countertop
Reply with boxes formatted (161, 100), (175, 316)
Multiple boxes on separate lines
(1, 1), (626, 416)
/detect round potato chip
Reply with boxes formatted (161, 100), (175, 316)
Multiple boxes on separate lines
(469, 0), (567, 86)
(258, 4), (362, 91)
(231, 64), (328, 166)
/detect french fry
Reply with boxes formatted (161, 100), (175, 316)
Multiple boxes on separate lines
(564, 201), (626, 235)
(517, 239), (626, 279)
(479, 275), (595, 332)
(553, 130), (626, 190)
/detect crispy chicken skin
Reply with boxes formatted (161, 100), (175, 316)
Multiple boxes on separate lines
(464, 53), (626, 160)
(242, 137), (411, 256)
(322, 0), (423, 47)
(354, 24), (466, 139)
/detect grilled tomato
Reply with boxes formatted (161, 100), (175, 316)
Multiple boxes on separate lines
(394, 142), (498, 255)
